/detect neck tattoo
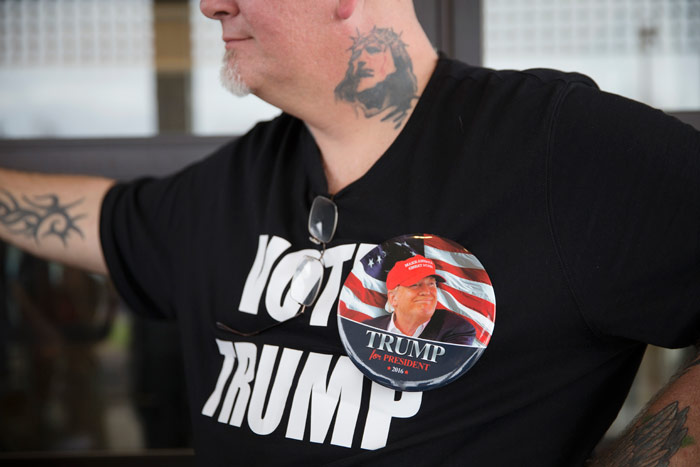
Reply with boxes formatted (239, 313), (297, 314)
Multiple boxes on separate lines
(334, 26), (419, 130)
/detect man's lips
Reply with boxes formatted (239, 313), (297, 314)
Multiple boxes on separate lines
(223, 37), (251, 49)
(414, 298), (435, 303)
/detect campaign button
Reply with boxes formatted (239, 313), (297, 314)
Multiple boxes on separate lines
(337, 233), (495, 391)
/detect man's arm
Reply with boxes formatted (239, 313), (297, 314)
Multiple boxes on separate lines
(0, 168), (115, 275)
(591, 347), (700, 466)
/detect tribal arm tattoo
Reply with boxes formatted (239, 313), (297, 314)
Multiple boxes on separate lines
(0, 188), (85, 246)
(334, 26), (419, 129)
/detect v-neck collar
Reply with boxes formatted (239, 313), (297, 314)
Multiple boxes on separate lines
(300, 54), (451, 200)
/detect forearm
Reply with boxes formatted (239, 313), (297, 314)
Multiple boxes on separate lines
(591, 347), (700, 466)
(0, 168), (115, 275)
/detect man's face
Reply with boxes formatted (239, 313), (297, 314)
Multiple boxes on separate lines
(353, 42), (396, 93)
(389, 276), (438, 324)
(200, 0), (339, 98)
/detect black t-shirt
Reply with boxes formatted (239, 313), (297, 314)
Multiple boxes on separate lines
(101, 56), (700, 466)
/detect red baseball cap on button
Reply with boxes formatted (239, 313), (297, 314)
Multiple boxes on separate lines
(386, 255), (446, 290)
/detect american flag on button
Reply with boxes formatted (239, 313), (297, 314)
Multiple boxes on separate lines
(338, 234), (495, 347)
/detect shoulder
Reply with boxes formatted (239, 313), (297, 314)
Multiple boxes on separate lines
(420, 309), (476, 345)
(436, 56), (598, 97)
(198, 112), (297, 169)
(154, 112), (300, 196)
(424, 56), (600, 138)
(364, 314), (391, 329)
(104, 112), (300, 228)
(434, 309), (475, 332)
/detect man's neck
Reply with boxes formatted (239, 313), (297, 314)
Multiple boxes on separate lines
(313, 28), (437, 194)
(268, 5), (439, 194)
(392, 312), (430, 338)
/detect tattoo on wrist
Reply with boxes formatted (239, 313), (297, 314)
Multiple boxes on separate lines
(334, 26), (418, 129)
(0, 189), (85, 246)
(598, 401), (694, 466)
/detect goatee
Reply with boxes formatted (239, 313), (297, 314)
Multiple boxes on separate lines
(220, 50), (251, 97)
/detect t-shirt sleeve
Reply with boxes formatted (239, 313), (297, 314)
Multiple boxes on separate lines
(549, 83), (700, 348)
(100, 173), (187, 320)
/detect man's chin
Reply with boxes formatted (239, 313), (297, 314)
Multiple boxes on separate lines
(418, 308), (437, 321)
(402, 308), (436, 323)
(220, 51), (252, 97)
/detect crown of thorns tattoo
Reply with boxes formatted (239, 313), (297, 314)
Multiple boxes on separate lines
(335, 26), (418, 129)
(348, 26), (404, 55)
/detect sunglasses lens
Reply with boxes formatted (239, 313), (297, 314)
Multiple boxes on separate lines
(290, 256), (324, 306)
(308, 196), (338, 244)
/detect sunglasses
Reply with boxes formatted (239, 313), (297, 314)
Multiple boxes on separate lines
(216, 196), (338, 337)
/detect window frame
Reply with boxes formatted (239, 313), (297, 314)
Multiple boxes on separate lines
(0, 1), (698, 463)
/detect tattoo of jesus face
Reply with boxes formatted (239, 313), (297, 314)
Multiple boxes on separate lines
(0, 189), (85, 246)
(334, 27), (418, 129)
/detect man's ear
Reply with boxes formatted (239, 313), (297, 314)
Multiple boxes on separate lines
(336, 0), (359, 20)
(387, 289), (397, 308)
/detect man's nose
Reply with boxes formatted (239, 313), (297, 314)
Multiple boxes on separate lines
(200, 0), (240, 20)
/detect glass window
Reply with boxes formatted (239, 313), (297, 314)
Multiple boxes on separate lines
(0, 0), (280, 140)
(484, 0), (700, 111)
(0, 0), (157, 138)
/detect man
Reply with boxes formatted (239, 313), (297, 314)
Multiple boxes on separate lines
(364, 255), (477, 345)
(0, 0), (698, 465)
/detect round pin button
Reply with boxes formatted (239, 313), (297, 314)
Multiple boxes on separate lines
(337, 234), (496, 391)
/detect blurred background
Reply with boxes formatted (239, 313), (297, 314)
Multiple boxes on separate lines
(0, 0), (698, 464)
